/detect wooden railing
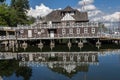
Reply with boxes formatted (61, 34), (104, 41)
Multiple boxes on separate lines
(0, 33), (120, 40)
(16, 22), (99, 29)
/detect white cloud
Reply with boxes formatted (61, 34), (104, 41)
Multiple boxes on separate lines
(77, 0), (103, 21)
(84, 4), (96, 11)
(27, 3), (52, 18)
(78, 0), (94, 5)
(103, 12), (120, 22)
(27, 1), (120, 28)
(77, 0), (120, 27)
(88, 10), (103, 17)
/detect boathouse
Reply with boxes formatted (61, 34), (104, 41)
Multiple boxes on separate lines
(0, 6), (120, 50)
(16, 6), (99, 40)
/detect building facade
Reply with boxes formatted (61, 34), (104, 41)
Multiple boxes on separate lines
(16, 6), (100, 40)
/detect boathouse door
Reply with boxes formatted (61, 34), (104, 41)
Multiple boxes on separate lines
(28, 30), (32, 38)
(50, 31), (54, 38)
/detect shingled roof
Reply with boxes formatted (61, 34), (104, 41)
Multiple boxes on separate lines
(63, 6), (75, 12)
(44, 6), (89, 22)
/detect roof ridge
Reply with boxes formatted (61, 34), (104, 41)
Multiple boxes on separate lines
(63, 6), (74, 11)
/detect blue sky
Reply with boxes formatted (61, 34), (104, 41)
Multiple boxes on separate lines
(6, 0), (120, 12)
(28, 0), (120, 12)
(6, 0), (120, 22)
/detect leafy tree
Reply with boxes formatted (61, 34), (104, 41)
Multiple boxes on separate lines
(11, 0), (29, 12)
(0, 0), (35, 27)
(10, 0), (30, 26)
(0, 4), (9, 26)
(0, 0), (5, 3)
(0, 4), (18, 26)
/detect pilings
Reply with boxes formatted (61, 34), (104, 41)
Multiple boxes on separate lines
(22, 41), (28, 51)
(1, 38), (120, 52)
(50, 40), (55, 50)
(38, 40), (43, 50)
(96, 40), (101, 49)
(78, 40), (83, 49)
(67, 40), (72, 50)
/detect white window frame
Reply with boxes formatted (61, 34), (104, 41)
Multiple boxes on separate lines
(41, 29), (45, 33)
(20, 30), (24, 33)
(34, 29), (38, 33)
(91, 28), (95, 34)
(62, 28), (66, 35)
(84, 28), (88, 34)
(69, 28), (73, 34)
(77, 28), (80, 34)
(66, 22), (70, 26)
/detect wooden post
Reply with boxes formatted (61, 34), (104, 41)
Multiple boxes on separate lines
(15, 31), (18, 51)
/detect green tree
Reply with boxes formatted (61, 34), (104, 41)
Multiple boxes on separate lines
(0, 0), (35, 27)
(0, 4), (18, 26)
(11, 0), (29, 12)
(10, 0), (30, 25)
(0, 0), (5, 3)
(0, 4), (8, 26)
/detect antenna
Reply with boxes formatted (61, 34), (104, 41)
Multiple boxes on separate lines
(119, 13), (120, 32)
(82, 0), (86, 12)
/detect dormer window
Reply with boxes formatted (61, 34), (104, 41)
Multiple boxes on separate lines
(66, 22), (70, 26)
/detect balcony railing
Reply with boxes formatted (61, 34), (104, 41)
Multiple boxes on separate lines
(16, 22), (99, 29)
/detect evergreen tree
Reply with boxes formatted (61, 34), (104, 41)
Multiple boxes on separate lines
(11, 0), (29, 12)
(10, 0), (30, 26)
(0, 0), (5, 3)
(0, 0), (35, 27)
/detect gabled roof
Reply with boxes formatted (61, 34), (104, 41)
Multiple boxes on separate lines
(44, 6), (89, 22)
(63, 6), (75, 12)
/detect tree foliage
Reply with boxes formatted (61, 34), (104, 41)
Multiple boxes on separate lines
(0, 4), (18, 26)
(0, 0), (5, 3)
(0, 59), (32, 80)
(11, 0), (29, 12)
(0, 0), (35, 27)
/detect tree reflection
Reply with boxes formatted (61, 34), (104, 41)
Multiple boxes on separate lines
(0, 59), (18, 77)
(0, 59), (32, 80)
(16, 66), (32, 80)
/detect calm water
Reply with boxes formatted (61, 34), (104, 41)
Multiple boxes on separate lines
(0, 44), (120, 80)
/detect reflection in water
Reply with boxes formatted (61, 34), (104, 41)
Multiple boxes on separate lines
(0, 53), (32, 80)
(18, 52), (98, 78)
(0, 43), (120, 52)
(0, 49), (120, 80)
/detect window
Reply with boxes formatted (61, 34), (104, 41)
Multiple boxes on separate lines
(66, 22), (70, 26)
(92, 55), (95, 62)
(77, 28), (80, 34)
(62, 28), (66, 35)
(91, 28), (95, 34)
(69, 28), (73, 34)
(34, 29), (37, 33)
(84, 28), (88, 34)
(41, 29), (45, 33)
(20, 30), (24, 33)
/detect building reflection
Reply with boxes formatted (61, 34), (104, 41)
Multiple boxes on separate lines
(1, 50), (120, 79)
(18, 52), (99, 78)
